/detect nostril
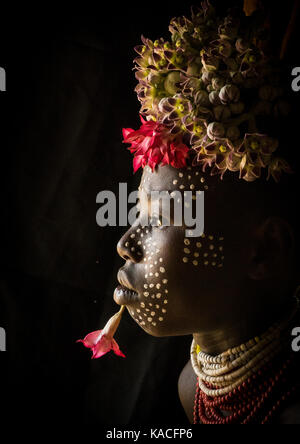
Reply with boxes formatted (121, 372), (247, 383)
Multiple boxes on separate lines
(117, 231), (144, 263)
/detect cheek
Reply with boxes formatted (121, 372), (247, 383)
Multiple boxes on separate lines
(128, 227), (170, 330)
(181, 233), (225, 269)
(129, 230), (226, 333)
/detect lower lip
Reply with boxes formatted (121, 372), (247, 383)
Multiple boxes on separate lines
(113, 285), (139, 305)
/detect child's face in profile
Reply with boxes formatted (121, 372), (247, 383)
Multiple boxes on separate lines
(114, 164), (248, 337)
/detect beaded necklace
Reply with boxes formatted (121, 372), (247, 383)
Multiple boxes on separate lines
(191, 291), (300, 424)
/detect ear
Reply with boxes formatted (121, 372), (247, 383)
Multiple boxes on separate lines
(247, 216), (295, 280)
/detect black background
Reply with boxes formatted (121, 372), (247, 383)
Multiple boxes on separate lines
(0, 0), (299, 430)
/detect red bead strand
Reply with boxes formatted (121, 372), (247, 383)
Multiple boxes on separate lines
(193, 351), (300, 424)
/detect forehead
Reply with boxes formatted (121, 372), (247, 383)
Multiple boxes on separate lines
(139, 165), (209, 194)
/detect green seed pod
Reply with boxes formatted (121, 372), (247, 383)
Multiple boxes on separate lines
(194, 90), (210, 106)
(229, 101), (245, 115)
(226, 126), (240, 141)
(211, 77), (225, 91)
(209, 91), (222, 105)
(213, 105), (231, 121)
(164, 71), (181, 95)
(207, 121), (225, 139)
(219, 84), (240, 104)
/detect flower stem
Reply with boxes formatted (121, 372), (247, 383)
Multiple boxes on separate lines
(119, 305), (126, 315)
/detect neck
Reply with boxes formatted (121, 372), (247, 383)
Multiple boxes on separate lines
(193, 297), (295, 355)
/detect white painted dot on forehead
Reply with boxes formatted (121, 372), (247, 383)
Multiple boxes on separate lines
(173, 179), (178, 185)
(178, 172), (184, 178)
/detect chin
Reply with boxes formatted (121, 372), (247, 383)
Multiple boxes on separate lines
(139, 323), (175, 338)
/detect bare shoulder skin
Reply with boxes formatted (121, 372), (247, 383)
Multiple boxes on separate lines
(178, 359), (300, 425)
(178, 359), (197, 424)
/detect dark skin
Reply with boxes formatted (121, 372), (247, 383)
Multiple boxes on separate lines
(115, 163), (300, 424)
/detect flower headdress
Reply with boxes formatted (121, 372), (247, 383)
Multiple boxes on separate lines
(123, 1), (293, 182)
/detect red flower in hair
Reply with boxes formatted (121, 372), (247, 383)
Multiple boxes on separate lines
(122, 116), (190, 172)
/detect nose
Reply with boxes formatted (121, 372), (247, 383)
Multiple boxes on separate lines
(117, 228), (143, 263)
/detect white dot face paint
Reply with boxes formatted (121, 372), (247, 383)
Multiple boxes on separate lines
(181, 234), (225, 269)
(124, 223), (170, 330)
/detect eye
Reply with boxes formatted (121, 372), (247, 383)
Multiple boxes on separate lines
(135, 199), (141, 219)
(150, 214), (168, 229)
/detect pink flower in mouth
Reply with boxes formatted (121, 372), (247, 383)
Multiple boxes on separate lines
(77, 306), (126, 359)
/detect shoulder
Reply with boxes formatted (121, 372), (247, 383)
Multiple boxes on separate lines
(278, 402), (300, 424)
(178, 358), (198, 424)
(177, 359), (300, 424)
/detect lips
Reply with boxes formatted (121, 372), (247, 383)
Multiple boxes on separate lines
(114, 269), (139, 306)
(113, 285), (139, 306)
